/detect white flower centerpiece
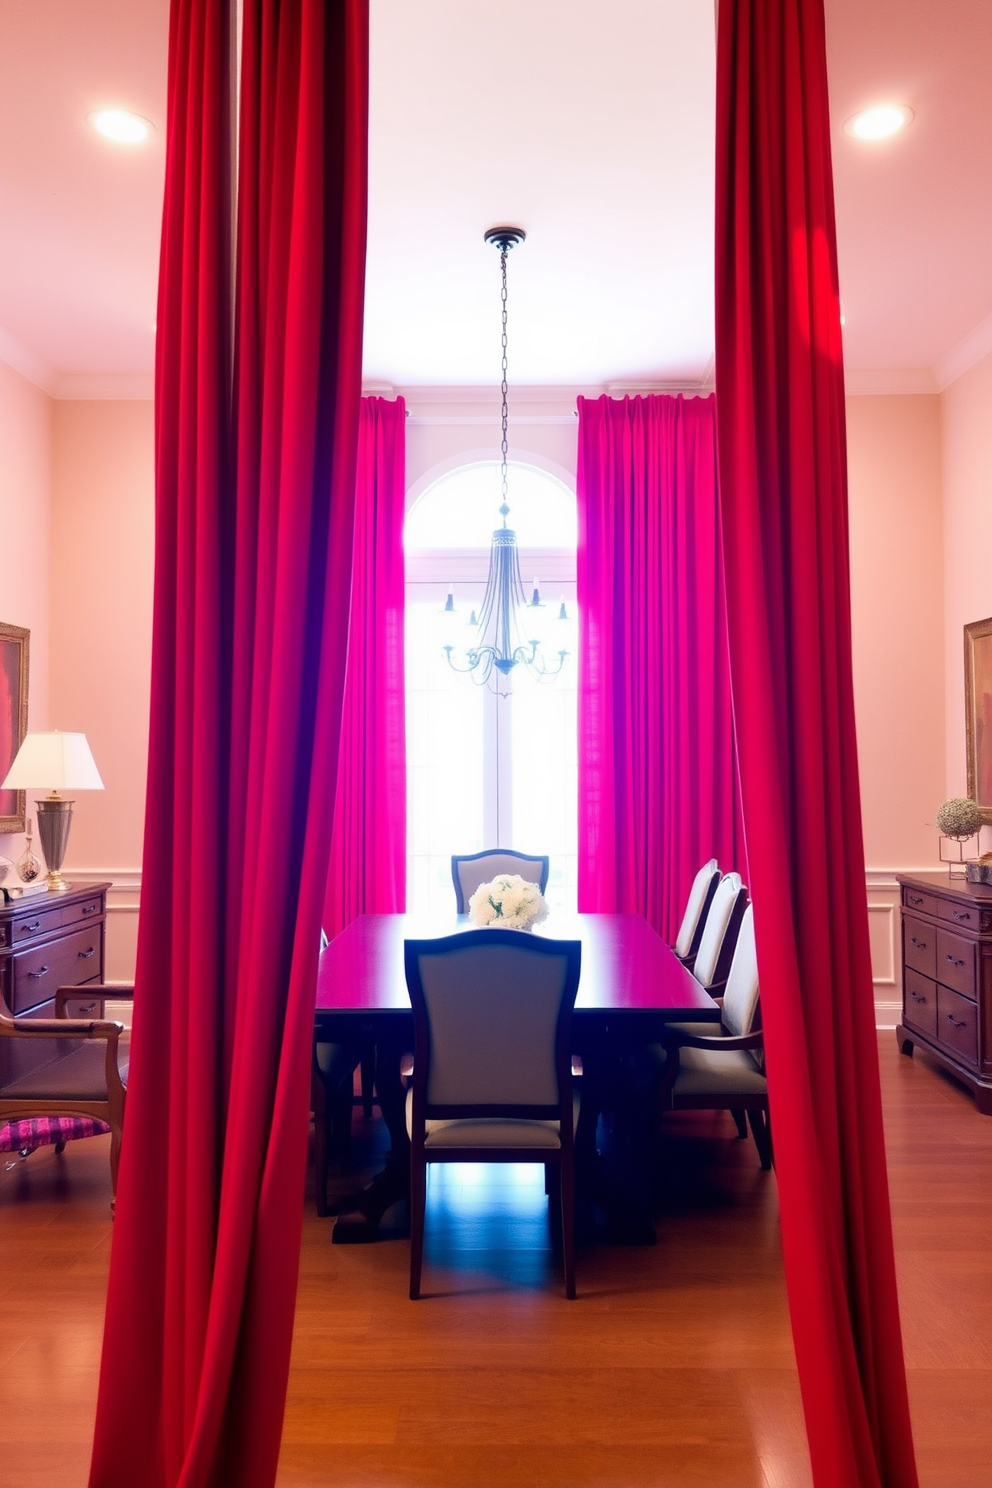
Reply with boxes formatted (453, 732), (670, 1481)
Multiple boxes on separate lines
(467, 873), (549, 931)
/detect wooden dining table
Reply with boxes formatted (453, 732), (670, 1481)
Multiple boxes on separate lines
(314, 910), (721, 1041)
(315, 912), (721, 1240)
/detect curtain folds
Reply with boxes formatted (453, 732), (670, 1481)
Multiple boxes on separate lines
(323, 396), (407, 939)
(576, 392), (744, 940)
(714, 1), (918, 1484)
(88, 3), (369, 1485)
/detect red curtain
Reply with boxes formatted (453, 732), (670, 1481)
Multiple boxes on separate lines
(576, 393), (744, 939)
(715, 2), (918, 1484)
(88, 3), (368, 1485)
(323, 396), (407, 938)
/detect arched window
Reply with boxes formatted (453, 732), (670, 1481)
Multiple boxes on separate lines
(405, 461), (577, 916)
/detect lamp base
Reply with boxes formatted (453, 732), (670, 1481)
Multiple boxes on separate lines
(34, 798), (75, 892)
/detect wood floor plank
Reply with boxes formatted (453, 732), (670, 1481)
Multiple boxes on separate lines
(1, 1033), (989, 1487)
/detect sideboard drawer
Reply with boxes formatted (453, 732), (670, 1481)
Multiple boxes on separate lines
(903, 968), (938, 1040)
(936, 927), (976, 1000)
(904, 916), (937, 978)
(10, 926), (102, 1014)
(903, 886), (939, 918)
(937, 986), (979, 1067)
(936, 897), (983, 932)
(61, 895), (105, 929)
(11, 906), (63, 945)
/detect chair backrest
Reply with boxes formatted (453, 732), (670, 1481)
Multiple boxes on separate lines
(721, 904), (760, 1038)
(673, 859), (721, 959)
(692, 872), (748, 989)
(404, 930), (580, 1116)
(451, 850), (551, 914)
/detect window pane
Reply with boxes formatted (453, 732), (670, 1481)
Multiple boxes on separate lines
(406, 599), (485, 915)
(509, 641), (578, 914)
(405, 462), (577, 551)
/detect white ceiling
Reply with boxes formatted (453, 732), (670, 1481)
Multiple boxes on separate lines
(0, 0), (989, 399)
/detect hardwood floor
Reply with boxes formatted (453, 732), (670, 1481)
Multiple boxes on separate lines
(1, 1033), (989, 1487)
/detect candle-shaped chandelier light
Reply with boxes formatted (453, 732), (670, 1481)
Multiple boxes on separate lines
(442, 227), (569, 690)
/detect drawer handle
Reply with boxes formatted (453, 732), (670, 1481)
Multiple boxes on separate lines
(945, 955), (966, 969)
(27, 964), (50, 979)
(77, 946), (96, 959)
(75, 1001), (97, 1015)
(909, 990), (928, 1003)
(946, 1014), (968, 1030)
(910, 937), (927, 950)
(82, 905), (98, 916)
(19, 920), (41, 934)
(952, 910), (971, 922)
(908, 894), (924, 907)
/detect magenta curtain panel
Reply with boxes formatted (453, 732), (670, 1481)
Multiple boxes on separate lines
(576, 392), (744, 940)
(714, 1), (918, 1484)
(323, 395), (407, 938)
(88, 3), (369, 1486)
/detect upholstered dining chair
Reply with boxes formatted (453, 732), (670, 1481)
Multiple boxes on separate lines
(404, 929), (582, 1299)
(672, 858), (721, 966)
(653, 905), (771, 1168)
(450, 849), (550, 914)
(690, 871), (748, 995)
(0, 983), (131, 1201)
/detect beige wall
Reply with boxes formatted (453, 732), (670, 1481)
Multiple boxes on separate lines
(846, 395), (946, 871)
(941, 351), (992, 855)
(0, 362), (52, 865)
(7, 377), (984, 1004)
(50, 399), (155, 977)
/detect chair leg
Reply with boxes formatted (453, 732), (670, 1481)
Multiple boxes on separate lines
(311, 1074), (329, 1217)
(748, 1109), (773, 1170)
(409, 1154), (427, 1300)
(559, 1156), (576, 1300)
(360, 1043), (376, 1119)
(731, 1108), (748, 1140)
(330, 1076), (354, 1166)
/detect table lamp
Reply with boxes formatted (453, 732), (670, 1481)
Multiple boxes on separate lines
(0, 731), (104, 892)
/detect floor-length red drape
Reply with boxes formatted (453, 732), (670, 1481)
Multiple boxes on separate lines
(88, 3), (368, 1485)
(714, 2), (918, 1484)
(576, 393), (744, 940)
(323, 396), (407, 938)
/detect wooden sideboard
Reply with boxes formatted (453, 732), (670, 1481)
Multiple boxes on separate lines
(896, 871), (992, 1114)
(0, 882), (110, 1090)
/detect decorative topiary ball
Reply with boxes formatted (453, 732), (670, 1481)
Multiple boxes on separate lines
(935, 797), (983, 838)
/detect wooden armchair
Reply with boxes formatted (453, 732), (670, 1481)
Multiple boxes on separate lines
(0, 983), (131, 1200)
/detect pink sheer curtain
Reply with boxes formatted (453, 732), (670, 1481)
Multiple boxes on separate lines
(323, 395), (407, 938)
(88, 3), (369, 1485)
(576, 392), (744, 939)
(715, 0), (918, 1483)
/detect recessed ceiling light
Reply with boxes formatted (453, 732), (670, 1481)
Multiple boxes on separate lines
(843, 104), (914, 141)
(87, 109), (154, 144)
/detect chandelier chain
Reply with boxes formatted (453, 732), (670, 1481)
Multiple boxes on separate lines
(500, 246), (509, 515)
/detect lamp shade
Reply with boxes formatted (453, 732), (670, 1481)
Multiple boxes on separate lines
(1, 731), (104, 793)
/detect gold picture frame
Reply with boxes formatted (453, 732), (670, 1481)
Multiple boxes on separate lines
(1, 622), (30, 834)
(965, 616), (992, 825)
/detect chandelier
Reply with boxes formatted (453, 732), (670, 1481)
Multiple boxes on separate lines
(442, 226), (569, 690)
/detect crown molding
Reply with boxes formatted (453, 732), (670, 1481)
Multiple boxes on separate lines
(935, 312), (992, 391)
(0, 326), (57, 395)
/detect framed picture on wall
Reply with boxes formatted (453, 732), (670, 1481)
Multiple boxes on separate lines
(965, 616), (992, 824)
(0, 622), (30, 834)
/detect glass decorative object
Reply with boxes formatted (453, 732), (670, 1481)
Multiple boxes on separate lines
(16, 821), (42, 883)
